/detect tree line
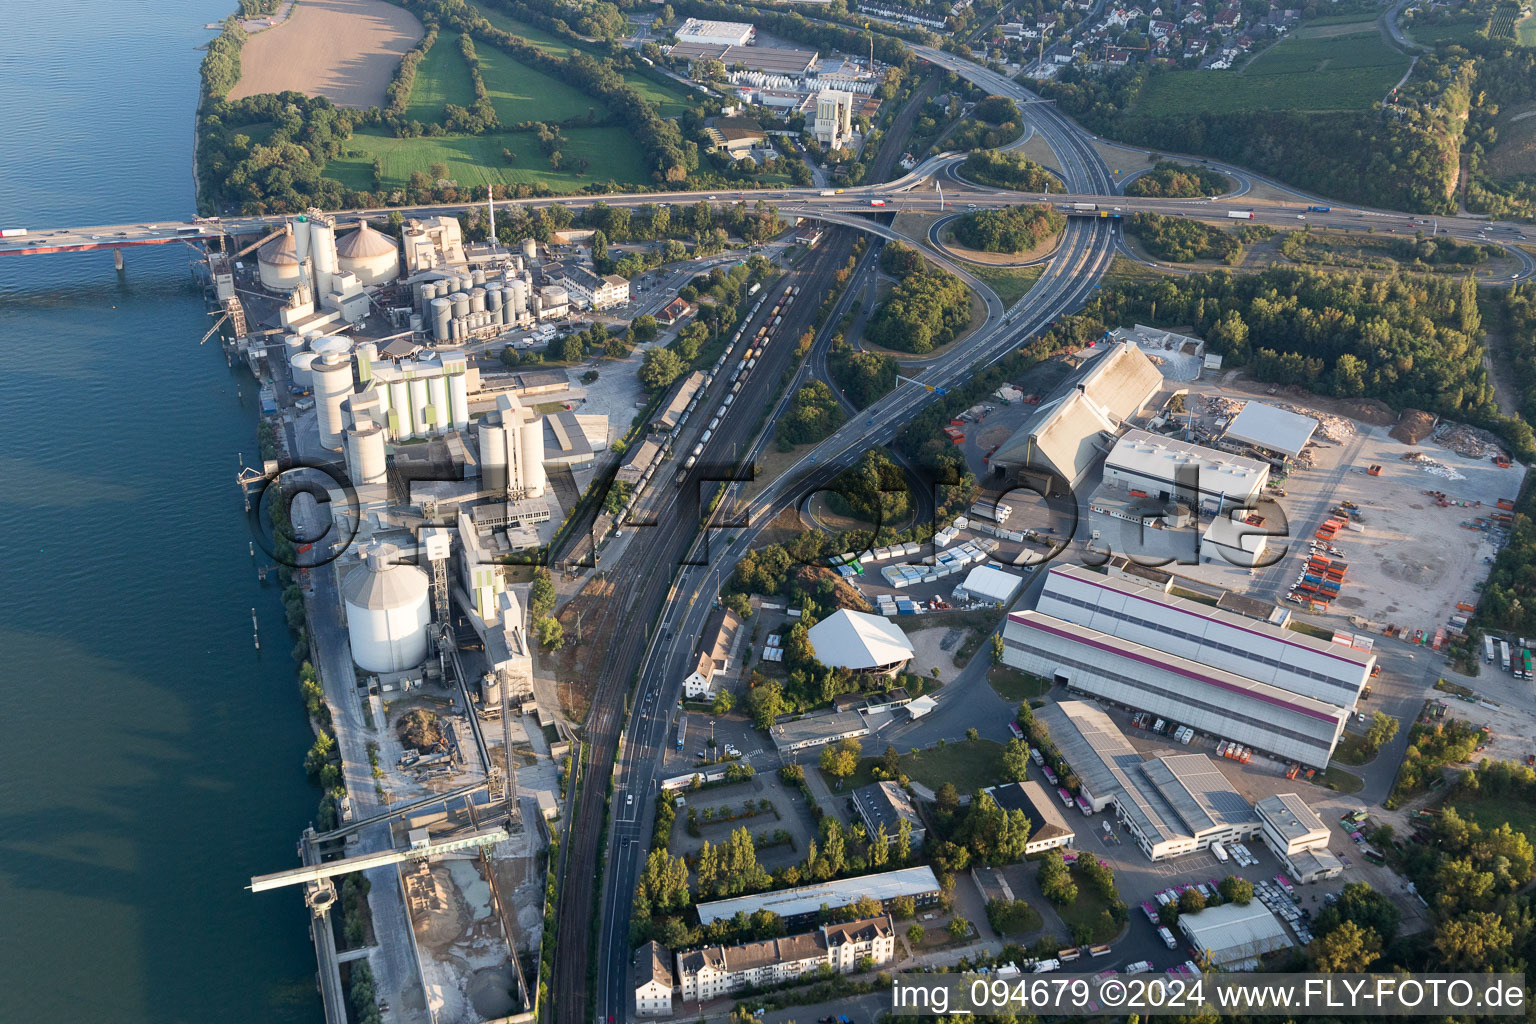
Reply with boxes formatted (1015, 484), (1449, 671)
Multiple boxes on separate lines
(1128, 212), (1242, 264)
(959, 149), (1058, 192)
(1123, 160), (1232, 199)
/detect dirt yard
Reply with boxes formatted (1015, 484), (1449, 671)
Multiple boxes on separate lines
(229, 0), (424, 108)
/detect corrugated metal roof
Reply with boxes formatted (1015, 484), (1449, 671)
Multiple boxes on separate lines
(695, 866), (939, 924)
(1178, 902), (1290, 964)
(1224, 401), (1318, 459)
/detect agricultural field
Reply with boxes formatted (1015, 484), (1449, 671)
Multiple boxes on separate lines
(228, 0), (423, 107)
(477, 44), (606, 123)
(324, 125), (649, 193)
(1135, 19), (1409, 116)
(1521, 10), (1536, 45)
(406, 30), (478, 123)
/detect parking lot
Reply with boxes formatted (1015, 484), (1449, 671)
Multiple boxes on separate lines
(665, 767), (822, 873)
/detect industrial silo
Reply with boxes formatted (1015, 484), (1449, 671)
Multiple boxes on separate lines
(408, 377), (430, 436)
(389, 378), (411, 439)
(480, 671), (502, 710)
(313, 353), (354, 451)
(448, 370), (469, 429)
(486, 286), (503, 325)
(450, 291), (469, 319)
(519, 417), (545, 497)
(419, 281), (436, 313)
(335, 220), (400, 285)
(520, 237), (537, 260)
(312, 335), (352, 361)
(257, 225), (301, 291)
(283, 333), (306, 357)
(469, 287), (486, 314)
(479, 420), (508, 495)
(311, 217), (339, 296)
(471, 267), (487, 288)
(344, 420), (388, 486)
(427, 374), (449, 434)
(289, 350), (319, 390)
(507, 278), (528, 318)
(431, 297), (452, 342)
(354, 341), (377, 384)
(341, 541), (431, 674)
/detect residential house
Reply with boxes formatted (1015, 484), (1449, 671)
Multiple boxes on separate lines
(676, 917), (896, 1003)
(682, 609), (742, 698)
(658, 296), (696, 325)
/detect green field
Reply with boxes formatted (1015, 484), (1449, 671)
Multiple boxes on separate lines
(475, 4), (596, 55)
(1455, 791), (1536, 845)
(1135, 21), (1410, 115)
(325, 125), (649, 193)
(473, 3), (695, 115)
(1406, 15), (1492, 47)
(407, 30), (479, 124)
(477, 44), (605, 122)
(1518, 9), (1536, 44)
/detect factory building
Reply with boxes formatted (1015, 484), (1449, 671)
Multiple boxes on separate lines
(1003, 611), (1350, 768)
(1254, 793), (1343, 883)
(1032, 702), (1261, 861)
(402, 216), (466, 273)
(547, 263), (630, 310)
(1222, 402), (1318, 460)
(355, 348), (471, 443)
(1177, 903), (1291, 968)
(1199, 509), (1274, 568)
(812, 89), (854, 148)
(258, 214), (398, 326)
(694, 866), (940, 927)
(257, 225), (302, 290)
(341, 539), (432, 674)
(668, 40), (819, 76)
(1101, 429), (1269, 515)
(989, 341), (1163, 493)
(806, 609), (914, 674)
(674, 17), (756, 46)
(1036, 565), (1374, 710)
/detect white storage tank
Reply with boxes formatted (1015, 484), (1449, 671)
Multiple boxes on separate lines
(449, 371), (469, 429)
(450, 292), (470, 319)
(409, 377), (430, 435)
(312, 335), (351, 361)
(313, 353), (354, 451)
(519, 418), (545, 497)
(341, 540), (431, 674)
(335, 220), (400, 285)
(521, 237), (537, 260)
(257, 225), (301, 291)
(344, 419), (388, 486)
(289, 350), (318, 389)
(389, 378), (411, 439)
(431, 297), (452, 342)
(470, 287), (486, 314)
(283, 333), (306, 357)
(427, 375), (449, 433)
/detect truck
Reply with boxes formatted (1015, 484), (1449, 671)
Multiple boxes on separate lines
(969, 499), (1014, 523)
(1125, 961), (1154, 975)
(869, 199), (887, 207)
(1072, 203), (1098, 212)
(1032, 959), (1060, 973)
(1089, 944), (1113, 957)
(1227, 210), (1255, 220)
(0, 228), (29, 238)
(819, 189), (836, 196)
(1485, 635), (1497, 663)
(677, 715), (687, 751)
(1158, 926), (1177, 949)
(1523, 649), (1533, 680)
(1307, 205), (1331, 213)
(1501, 640), (1512, 673)
(1211, 841), (1229, 864)
(1029, 747), (1044, 766)
(1058, 948), (1082, 963)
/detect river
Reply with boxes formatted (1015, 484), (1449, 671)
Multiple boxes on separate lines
(0, 2), (324, 1020)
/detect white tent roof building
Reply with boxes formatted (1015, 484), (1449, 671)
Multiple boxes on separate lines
(808, 609), (914, 674)
(1177, 901), (1292, 967)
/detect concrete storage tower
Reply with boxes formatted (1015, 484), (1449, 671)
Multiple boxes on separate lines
(310, 215), (339, 296)
(477, 393), (546, 499)
(257, 225), (301, 291)
(289, 350), (319, 390)
(344, 418), (388, 487)
(313, 353), (354, 451)
(336, 220), (400, 285)
(341, 540), (430, 673)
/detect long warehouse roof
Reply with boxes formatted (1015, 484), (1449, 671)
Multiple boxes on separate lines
(694, 865), (940, 924)
(1007, 610), (1346, 724)
(1105, 429), (1269, 493)
(1223, 402), (1318, 459)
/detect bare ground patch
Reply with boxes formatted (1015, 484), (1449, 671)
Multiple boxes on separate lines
(229, 0), (424, 108)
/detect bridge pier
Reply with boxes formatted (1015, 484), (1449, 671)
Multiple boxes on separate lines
(112, 249), (123, 272)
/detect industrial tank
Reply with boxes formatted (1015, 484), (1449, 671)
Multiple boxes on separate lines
(312, 335), (351, 361)
(257, 226), (301, 291)
(283, 333), (306, 357)
(507, 278), (528, 317)
(311, 219), (338, 296)
(431, 297), (452, 342)
(449, 371), (469, 429)
(519, 418), (545, 497)
(471, 267), (487, 287)
(409, 377), (430, 435)
(344, 420), (388, 486)
(341, 541), (431, 674)
(389, 378), (411, 439)
(520, 237), (537, 260)
(289, 350), (319, 389)
(335, 221), (400, 285)
(450, 292), (470, 319)
(313, 353), (354, 451)
(427, 375), (449, 433)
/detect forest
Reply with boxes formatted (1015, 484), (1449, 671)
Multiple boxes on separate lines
(863, 242), (973, 354)
(1123, 160), (1233, 199)
(778, 381), (847, 447)
(959, 149), (1058, 192)
(951, 204), (1064, 254)
(1127, 212), (1242, 263)
(828, 340), (899, 410)
(1038, 56), (1470, 213)
(947, 94), (1025, 151)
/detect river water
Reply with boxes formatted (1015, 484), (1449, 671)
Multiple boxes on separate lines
(0, 2), (324, 1020)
